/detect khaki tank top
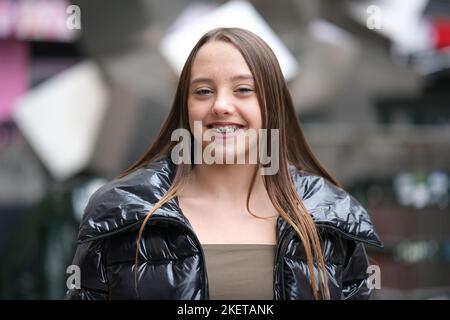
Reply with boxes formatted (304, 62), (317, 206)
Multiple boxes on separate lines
(201, 244), (276, 300)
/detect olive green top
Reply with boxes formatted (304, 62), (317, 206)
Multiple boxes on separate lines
(202, 244), (277, 300)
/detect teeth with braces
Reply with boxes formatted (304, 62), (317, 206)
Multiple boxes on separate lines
(210, 126), (241, 134)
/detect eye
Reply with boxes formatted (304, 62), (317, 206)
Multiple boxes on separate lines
(235, 87), (253, 94)
(195, 89), (213, 96)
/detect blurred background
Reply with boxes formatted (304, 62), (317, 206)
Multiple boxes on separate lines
(0, 0), (449, 299)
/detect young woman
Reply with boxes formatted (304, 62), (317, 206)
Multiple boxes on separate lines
(66, 27), (382, 300)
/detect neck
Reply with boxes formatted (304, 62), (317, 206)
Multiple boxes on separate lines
(190, 163), (264, 203)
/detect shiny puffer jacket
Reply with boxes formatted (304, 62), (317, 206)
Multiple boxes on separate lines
(66, 155), (383, 300)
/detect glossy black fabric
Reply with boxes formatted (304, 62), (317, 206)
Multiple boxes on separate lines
(65, 155), (383, 300)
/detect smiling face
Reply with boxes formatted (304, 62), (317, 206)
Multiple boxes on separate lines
(187, 40), (262, 163)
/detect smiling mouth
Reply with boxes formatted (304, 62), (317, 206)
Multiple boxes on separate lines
(206, 124), (244, 134)
(206, 123), (246, 135)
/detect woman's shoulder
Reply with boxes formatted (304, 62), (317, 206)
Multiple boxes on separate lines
(76, 155), (175, 243)
(288, 164), (383, 248)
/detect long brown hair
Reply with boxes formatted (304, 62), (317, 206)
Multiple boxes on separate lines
(120, 28), (340, 300)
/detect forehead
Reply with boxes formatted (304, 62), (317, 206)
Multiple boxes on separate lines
(190, 41), (252, 78)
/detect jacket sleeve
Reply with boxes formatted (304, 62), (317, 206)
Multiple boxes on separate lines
(65, 239), (109, 300)
(341, 239), (373, 300)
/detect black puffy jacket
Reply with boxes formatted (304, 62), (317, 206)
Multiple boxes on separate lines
(66, 155), (383, 300)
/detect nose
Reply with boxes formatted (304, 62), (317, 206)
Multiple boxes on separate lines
(211, 91), (235, 116)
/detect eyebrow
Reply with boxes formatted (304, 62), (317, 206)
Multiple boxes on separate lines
(190, 74), (254, 85)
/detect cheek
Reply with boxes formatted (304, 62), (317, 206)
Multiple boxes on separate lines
(188, 100), (209, 122)
(187, 100), (205, 129)
(242, 101), (262, 129)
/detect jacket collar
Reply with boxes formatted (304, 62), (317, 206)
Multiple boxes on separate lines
(78, 154), (382, 247)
